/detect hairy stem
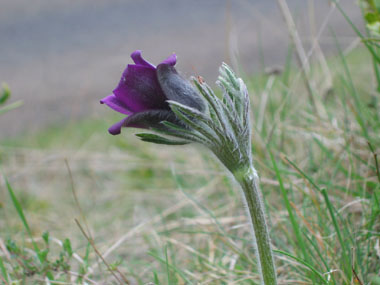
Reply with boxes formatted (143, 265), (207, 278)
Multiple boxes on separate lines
(234, 165), (277, 285)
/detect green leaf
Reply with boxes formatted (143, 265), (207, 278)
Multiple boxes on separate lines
(153, 271), (160, 284)
(157, 122), (209, 144)
(365, 12), (378, 24)
(38, 249), (49, 263)
(0, 83), (10, 105)
(135, 133), (189, 145)
(168, 100), (223, 141)
(42, 231), (49, 244)
(63, 238), (73, 257)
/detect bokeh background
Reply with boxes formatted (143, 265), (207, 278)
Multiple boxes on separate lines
(2, 1), (379, 284)
(1, 0), (361, 138)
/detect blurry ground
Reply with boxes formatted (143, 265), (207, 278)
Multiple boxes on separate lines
(0, 0), (362, 138)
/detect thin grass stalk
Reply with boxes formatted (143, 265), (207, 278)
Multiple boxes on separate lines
(0, 256), (9, 284)
(276, 0), (318, 116)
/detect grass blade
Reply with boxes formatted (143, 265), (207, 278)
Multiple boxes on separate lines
(149, 249), (191, 284)
(332, 0), (380, 63)
(270, 152), (309, 263)
(284, 158), (351, 277)
(4, 176), (54, 280)
(330, 28), (369, 140)
(0, 256), (9, 284)
(4, 177), (40, 255)
(321, 189), (350, 277)
(273, 249), (328, 284)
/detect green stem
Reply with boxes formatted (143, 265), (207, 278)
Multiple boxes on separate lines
(234, 165), (277, 285)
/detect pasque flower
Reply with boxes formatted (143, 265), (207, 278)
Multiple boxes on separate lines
(100, 50), (204, 135)
(101, 51), (277, 284)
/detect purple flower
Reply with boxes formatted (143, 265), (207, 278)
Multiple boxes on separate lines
(101, 50), (204, 135)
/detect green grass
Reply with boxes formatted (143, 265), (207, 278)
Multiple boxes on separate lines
(0, 43), (379, 285)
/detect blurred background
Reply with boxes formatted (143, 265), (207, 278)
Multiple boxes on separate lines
(2, 1), (380, 284)
(0, 0), (361, 138)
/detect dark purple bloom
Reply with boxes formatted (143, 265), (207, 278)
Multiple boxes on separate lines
(101, 50), (204, 135)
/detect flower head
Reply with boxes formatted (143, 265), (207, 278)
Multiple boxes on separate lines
(101, 50), (204, 135)
(101, 53), (277, 283)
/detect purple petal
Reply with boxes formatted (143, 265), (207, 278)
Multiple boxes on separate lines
(108, 117), (128, 135)
(130, 50), (155, 68)
(114, 64), (168, 112)
(160, 53), (176, 66)
(100, 94), (132, 115)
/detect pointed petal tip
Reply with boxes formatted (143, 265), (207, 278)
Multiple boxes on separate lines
(130, 50), (142, 60)
(108, 117), (129, 135)
(100, 95), (109, 104)
(108, 124), (122, 135)
(130, 50), (155, 68)
(160, 53), (177, 66)
(100, 94), (132, 115)
(108, 128), (121, 135)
